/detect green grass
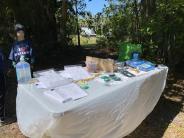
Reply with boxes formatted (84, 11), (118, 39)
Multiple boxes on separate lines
(71, 35), (97, 46)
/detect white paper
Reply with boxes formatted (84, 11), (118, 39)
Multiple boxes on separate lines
(126, 68), (146, 76)
(36, 71), (71, 89)
(38, 70), (55, 76)
(64, 66), (91, 81)
(44, 83), (87, 103)
(44, 89), (72, 103)
(59, 71), (73, 79)
(33, 69), (55, 77)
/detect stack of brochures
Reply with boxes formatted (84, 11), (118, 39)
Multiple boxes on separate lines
(44, 83), (88, 103)
(126, 60), (156, 72)
(34, 69), (88, 103)
(61, 66), (92, 81)
(36, 70), (71, 89)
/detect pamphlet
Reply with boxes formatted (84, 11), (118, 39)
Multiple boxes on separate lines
(63, 66), (92, 81)
(36, 70), (71, 89)
(44, 83), (88, 103)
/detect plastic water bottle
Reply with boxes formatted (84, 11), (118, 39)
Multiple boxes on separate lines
(132, 52), (140, 61)
(16, 55), (32, 84)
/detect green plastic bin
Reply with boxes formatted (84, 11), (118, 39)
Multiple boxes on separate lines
(118, 42), (142, 61)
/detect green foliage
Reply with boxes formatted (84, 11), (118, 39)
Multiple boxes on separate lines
(72, 35), (96, 46)
(95, 0), (184, 70)
(0, 0), (86, 60)
(0, 0), (14, 55)
(0, 0), (183, 71)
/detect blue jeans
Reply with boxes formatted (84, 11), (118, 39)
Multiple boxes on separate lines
(0, 71), (5, 119)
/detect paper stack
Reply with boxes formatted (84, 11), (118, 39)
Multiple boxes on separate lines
(44, 83), (88, 103)
(36, 70), (71, 89)
(61, 66), (92, 81)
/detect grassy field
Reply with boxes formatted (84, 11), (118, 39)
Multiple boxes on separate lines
(71, 35), (97, 46)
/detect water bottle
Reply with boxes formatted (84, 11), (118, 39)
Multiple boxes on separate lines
(16, 55), (32, 84)
(132, 52), (140, 61)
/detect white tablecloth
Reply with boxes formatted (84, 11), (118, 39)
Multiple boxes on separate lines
(16, 67), (168, 138)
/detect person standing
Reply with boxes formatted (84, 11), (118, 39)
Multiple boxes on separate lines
(0, 48), (6, 125)
(9, 24), (34, 70)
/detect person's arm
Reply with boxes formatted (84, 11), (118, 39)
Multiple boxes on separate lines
(9, 46), (16, 68)
(30, 47), (35, 64)
(28, 40), (35, 65)
(6, 46), (15, 77)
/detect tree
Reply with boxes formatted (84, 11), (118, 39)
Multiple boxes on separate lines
(94, 0), (184, 70)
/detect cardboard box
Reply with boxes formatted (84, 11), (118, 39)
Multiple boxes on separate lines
(86, 56), (116, 73)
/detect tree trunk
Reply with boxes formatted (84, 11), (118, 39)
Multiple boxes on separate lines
(133, 0), (140, 43)
(75, 0), (81, 47)
(61, 0), (67, 37)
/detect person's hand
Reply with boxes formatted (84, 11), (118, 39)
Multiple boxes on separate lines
(12, 62), (16, 68)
